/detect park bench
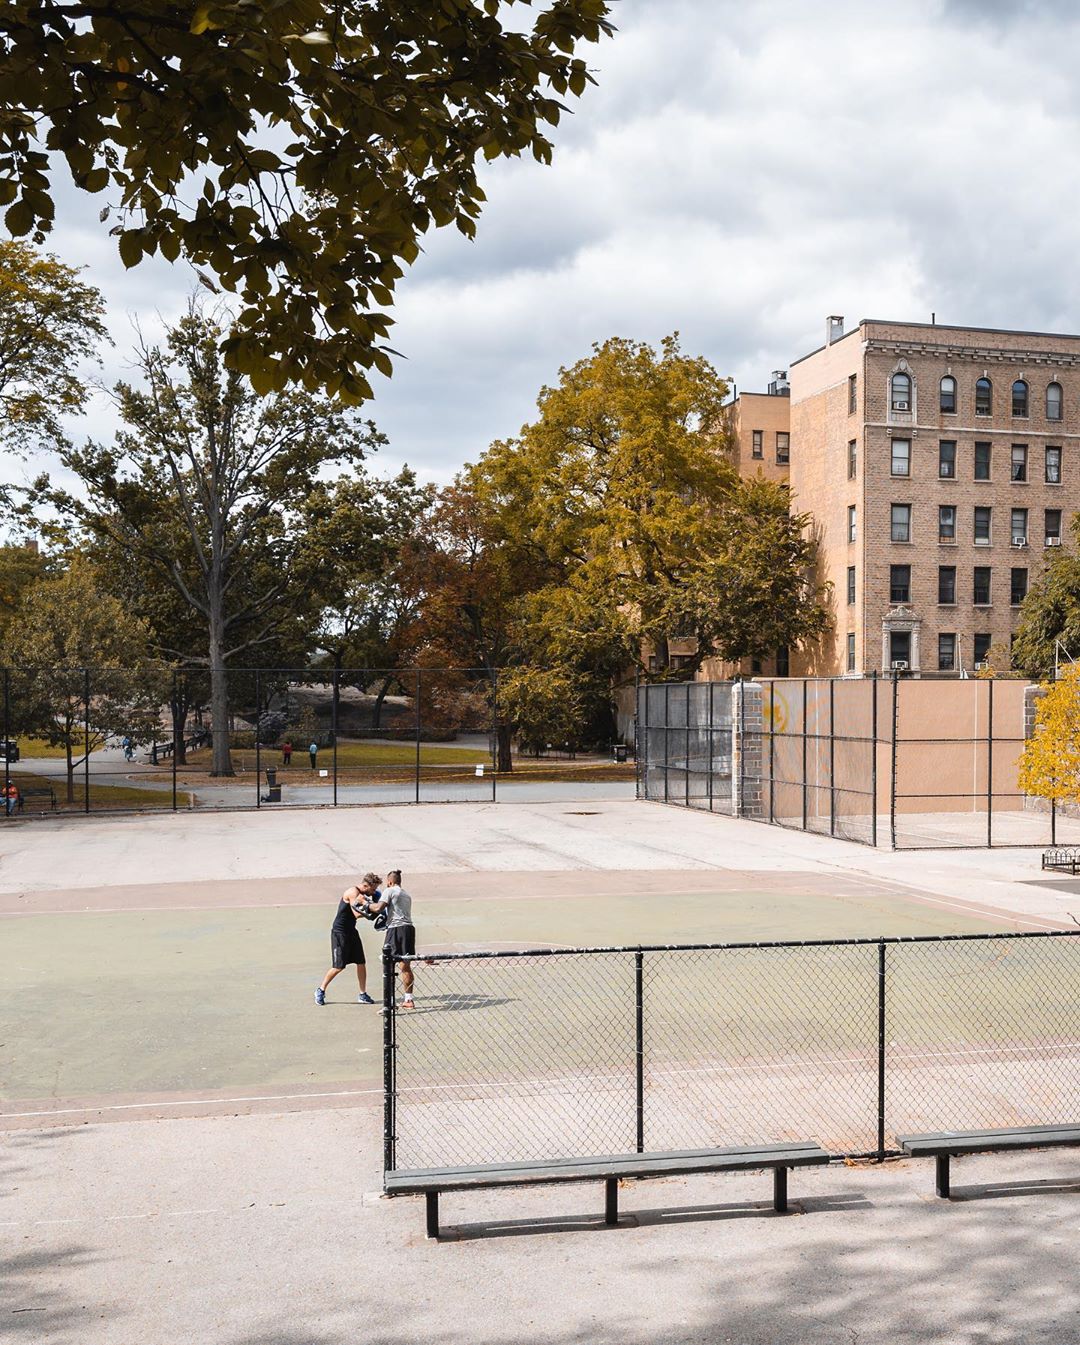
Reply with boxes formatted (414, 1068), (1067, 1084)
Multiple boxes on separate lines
(19, 784), (57, 811)
(1041, 848), (1080, 874)
(897, 1124), (1080, 1198)
(385, 1140), (831, 1238)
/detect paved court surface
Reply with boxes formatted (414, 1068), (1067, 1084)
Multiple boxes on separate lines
(4, 801), (1080, 1342)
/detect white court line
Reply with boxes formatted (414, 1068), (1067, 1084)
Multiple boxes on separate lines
(1, 1086), (383, 1120)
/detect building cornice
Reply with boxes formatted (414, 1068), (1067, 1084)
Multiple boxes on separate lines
(867, 338), (1080, 367)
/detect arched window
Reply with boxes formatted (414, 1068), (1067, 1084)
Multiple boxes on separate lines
(940, 375), (957, 413)
(975, 377), (992, 415)
(1047, 381), (1063, 421)
(1012, 379), (1029, 417)
(891, 371), (912, 411)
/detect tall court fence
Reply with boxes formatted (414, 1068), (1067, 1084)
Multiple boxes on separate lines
(384, 930), (1080, 1172)
(636, 674), (1072, 851)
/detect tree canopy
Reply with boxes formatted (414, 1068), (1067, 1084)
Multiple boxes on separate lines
(0, 0), (613, 399)
(1012, 527), (1080, 678)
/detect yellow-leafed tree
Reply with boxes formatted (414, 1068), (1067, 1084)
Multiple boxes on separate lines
(1018, 667), (1080, 805)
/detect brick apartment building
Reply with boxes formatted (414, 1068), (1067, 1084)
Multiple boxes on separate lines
(787, 316), (1080, 675)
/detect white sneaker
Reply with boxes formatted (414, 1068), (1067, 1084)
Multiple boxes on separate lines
(402, 996), (415, 1009)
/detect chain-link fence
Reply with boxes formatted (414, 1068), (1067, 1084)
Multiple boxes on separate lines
(638, 675), (1072, 850)
(384, 931), (1080, 1173)
(0, 665), (636, 817)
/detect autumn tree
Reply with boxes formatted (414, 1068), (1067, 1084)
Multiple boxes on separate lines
(0, 540), (49, 643)
(2, 559), (157, 802)
(1018, 667), (1080, 806)
(0, 240), (107, 454)
(0, 1), (613, 398)
(1012, 530), (1080, 678)
(36, 309), (380, 775)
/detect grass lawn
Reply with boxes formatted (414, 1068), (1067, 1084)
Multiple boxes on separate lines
(185, 740), (491, 771)
(15, 736), (77, 759)
(7, 769), (192, 812)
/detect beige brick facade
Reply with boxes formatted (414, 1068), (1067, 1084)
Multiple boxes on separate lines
(723, 385), (791, 485)
(789, 317), (1080, 675)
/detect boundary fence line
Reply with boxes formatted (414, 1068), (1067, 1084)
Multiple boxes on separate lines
(382, 930), (1080, 1173)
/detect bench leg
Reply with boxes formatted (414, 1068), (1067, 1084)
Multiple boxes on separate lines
(604, 1177), (619, 1226)
(773, 1166), (789, 1214)
(935, 1154), (950, 1200)
(425, 1190), (440, 1239)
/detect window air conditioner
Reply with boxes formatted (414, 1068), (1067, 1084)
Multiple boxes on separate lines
(975, 661), (989, 671)
(893, 401), (910, 411)
(1011, 536), (1028, 548)
(891, 660), (909, 672)
(1046, 536), (1062, 547)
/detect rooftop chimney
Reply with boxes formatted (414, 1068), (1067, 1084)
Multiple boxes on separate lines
(826, 315), (845, 345)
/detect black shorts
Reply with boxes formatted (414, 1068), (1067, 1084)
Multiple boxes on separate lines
(384, 924), (416, 960)
(331, 928), (366, 970)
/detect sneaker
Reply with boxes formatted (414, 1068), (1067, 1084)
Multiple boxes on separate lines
(402, 996), (415, 1009)
(314, 987), (325, 1006)
(356, 992), (375, 1005)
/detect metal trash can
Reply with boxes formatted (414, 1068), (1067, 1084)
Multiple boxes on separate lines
(263, 766), (281, 803)
(614, 743), (628, 763)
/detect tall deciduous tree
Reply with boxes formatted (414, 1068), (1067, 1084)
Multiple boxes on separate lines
(1012, 528), (1080, 678)
(0, 239), (107, 453)
(2, 559), (156, 802)
(38, 309), (381, 775)
(1018, 667), (1080, 805)
(0, 1), (613, 398)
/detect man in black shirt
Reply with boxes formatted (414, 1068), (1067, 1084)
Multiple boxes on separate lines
(314, 872), (379, 1005)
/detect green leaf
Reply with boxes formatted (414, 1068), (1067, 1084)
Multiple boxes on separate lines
(118, 231), (143, 269)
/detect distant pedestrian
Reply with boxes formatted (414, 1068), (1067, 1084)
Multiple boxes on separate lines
(365, 868), (417, 1009)
(122, 735), (133, 762)
(309, 740), (318, 769)
(314, 873), (379, 1005)
(3, 781), (19, 815)
(282, 740), (293, 766)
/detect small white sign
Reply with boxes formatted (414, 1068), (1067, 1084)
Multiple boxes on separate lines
(319, 769), (329, 778)
(475, 765), (485, 777)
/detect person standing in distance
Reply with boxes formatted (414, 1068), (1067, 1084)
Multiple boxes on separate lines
(314, 873), (379, 1005)
(365, 869), (416, 1009)
(308, 740), (318, 770)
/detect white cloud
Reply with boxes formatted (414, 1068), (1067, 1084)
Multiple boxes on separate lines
(25, 0), (1080, 482)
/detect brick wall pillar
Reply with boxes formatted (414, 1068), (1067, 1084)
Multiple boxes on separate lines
(732, 680), (764, 819)
(1023, 683), (1046, 814)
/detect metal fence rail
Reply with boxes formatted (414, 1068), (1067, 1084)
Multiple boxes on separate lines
(384, 931), (1080, 1173)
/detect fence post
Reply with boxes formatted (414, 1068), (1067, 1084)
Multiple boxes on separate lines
(636, 674), (644, 800)
(986, 678), (994, 848)
(255, 668), (261, 810)
(635, 671), (642, 801)
(383, 951), (397, 1173)
(801, 679), (808, 831)
(768, 680), (775, 824)
(414, 669), (421, 805)
(3, 667), (9, 821)
(635, 950), (645, 1153)
(871, 672), (878, 849)
(83, 667), (91, 815)
(889, 675), (898, 850)
(663, 683), (670, 804)
(332, 667), (339, 807)
(829, 678), (836, 837)
(491, 668), (498, 803)
(171, 669), (178, 813)
(877, 939), (887, 1160)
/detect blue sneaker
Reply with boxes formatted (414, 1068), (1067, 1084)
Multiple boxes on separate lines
(357, 992), (375, 1005)
(314, 987), (326, 1005)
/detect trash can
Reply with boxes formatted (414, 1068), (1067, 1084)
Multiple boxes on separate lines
(614, 743), (628, 763)
(263, 766), (281, 803)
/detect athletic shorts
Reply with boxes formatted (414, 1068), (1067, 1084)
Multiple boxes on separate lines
(384, 924), (416, 960)
(331, 928), (366, 969)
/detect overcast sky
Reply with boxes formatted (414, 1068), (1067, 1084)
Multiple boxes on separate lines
(40, 0), (1080, 487)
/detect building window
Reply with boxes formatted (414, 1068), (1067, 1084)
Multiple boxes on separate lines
(776, 432), (790, 464)
(940, 376), (957, 414)
(939, 440), (956, 478)
(891, 371), (912, 412)
(1047, 381), (1063, 421)
(1012, 379), (1029, 417)
(973, 567), (991, 605)
(847, 632), (856, 672)
(1011, 444), (1028, 482)
(891, 504), (911, 543)
(848, 440), (857, 479)
(938, 566), (956, 604)
(848, 505), (857, 543)
(1011, 508), (1028, 545)
(775, 647), (790, 677)
(751, 430), (763, 458)
(1046, 445), (1061, 483)
(1011, 567), (1028, 605)
(973, 633), (992, 665)
(976, 378), (993, 415)
(939, 505), (956, 542)
(848, 373), (857, 414)
(1046, 509), (1062, 544)
(974, 506), (992, 544)
(891, 437), (911, 476)
(890, 564), (911, 604)
(889, 630), (911, 667)
(847, 566), (856, 605)
(938, 633), (956, 671)
(974, 441), (991, 480)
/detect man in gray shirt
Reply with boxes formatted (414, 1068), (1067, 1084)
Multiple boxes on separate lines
(364, 869), (416, 1008)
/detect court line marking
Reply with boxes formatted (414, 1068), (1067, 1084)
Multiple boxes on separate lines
(0, 1087), (383, 1119)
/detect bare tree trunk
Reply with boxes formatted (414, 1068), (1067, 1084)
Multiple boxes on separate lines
(65, 736), (75, 805)
(496, 722), (513, 774)
(209, 611), (233, 777)
(372, 674), (394, 730)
